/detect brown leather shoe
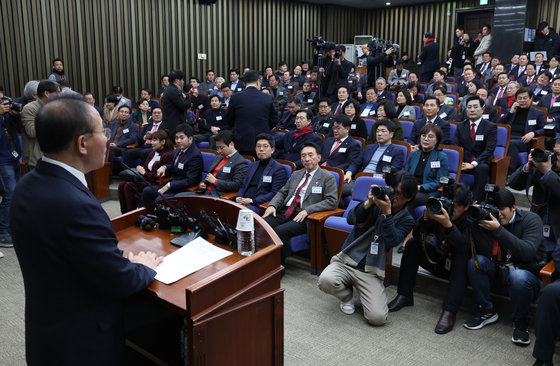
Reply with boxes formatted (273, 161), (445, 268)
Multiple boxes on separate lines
(434, 310), (456, 334)
(387, 294), (414, 312)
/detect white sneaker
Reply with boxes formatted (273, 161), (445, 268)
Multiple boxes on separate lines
(0, 251), (4, 258)
(340, 299), (355, 315)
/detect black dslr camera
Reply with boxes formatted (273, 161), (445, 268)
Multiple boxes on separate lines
(466, 184), (500, 224)
(0, 96), (23, 113)
(368, 38), (400, 55)
(532, 124), (558, 167)
(371, 166), (398, 198)
(426, 177), (455, 217)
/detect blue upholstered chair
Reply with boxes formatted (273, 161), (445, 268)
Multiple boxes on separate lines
(440, 144), (464, 182)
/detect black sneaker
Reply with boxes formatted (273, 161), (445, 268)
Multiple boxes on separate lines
(463, 305), (499, 330)
(0, 236), (13, 248)
(512, 327), (530, 346)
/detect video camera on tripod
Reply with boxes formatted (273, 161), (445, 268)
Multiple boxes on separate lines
(368, 38), (400, 55)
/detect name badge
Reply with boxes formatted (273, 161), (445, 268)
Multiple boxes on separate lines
(351, 124), (357, 129)
(288, 86), (293, 89)
(369, 110), (376, 116)
(279, 92), (284, 95)
(439, 112), (447, 118)
(475, 135), (484, 141)
(544, 225), (551, 238)
(431, 161), (441, 169)
(263, 175), (272, 183)
(323, 123), (330, 128)
(237, 87), (242, 91)
(482, 114), (489, 119)
(403, 112), (410, 116)
(223, 166), (231, 173)
(370, 242), (379, 255)
(122, 128), (129, 134)
(445, 257), (452, 271)
(216, 116), (222, 121)
(528, 119), (537, 126)
(554, 102), (560, 107)
(198, 104), (204, 109)
(339, 147), (347, 153)
(312, 186), (322, 194)
(373, 173), (383, 178)
(542, 91), (548, 95)
(308, 99), (314, 103)
(382, 155), (392, 162)
(178, 162), (184, 170)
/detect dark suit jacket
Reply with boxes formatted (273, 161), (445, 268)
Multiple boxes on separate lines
(331, 100), (349, 115)
(269, 167), (338, 215)
(278, 111), (297, 130)
(230, 79), (245, 93)
(320, 136), (361, 171)
(496, 96), (514, 112)
(376, 90), (392, 102)
(162, 85), (191, 135)
(347, 143), (404, 175)
(275, 131), (323, 169)
(538, 93), (560, 122)
(94, 105), (104, 119)
(408, 116), (451, 145)
(419, 40), (440, 75)
(458, 105), (498, 123)
(457, 78), (483, 97)
(518, 75), (538, 87)
(225, 86), (277, 152)
(205, 151), (248, 196)
(405, 149), (449, 195)
(166, 144), (203, 192)
(236, 158), (288, 206)
(108, 120), (138, 148)
(497, 106), (547, 137)
(11, 160), (156, 365)
(529, 84), (552, 103)
(138, 121), (168, 147)
(437, 103), (457, 121)
(200, 108), (229, 132)
(509, 65), (527, 80)
(452, 119), (497, 164)
(324, 58), (355, 97)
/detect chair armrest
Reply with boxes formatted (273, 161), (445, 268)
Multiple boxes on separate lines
(490, 156), (511, 188)
(541, 260), (555, 288)
(157, 176), (172, 185)
(260, 201), (270, 209)
(186, 185), (200, 192)
(307, 209), (346, 223)
(220, 192), (237, 200)
(126, 143), (139, 149)
(532, 136), (545, 149)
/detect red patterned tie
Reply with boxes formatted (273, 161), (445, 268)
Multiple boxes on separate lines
(496, 88), (504, 103)
(329, 139), (342, 155)
(285, 173), (311, 218)
(470, 123), (476, 142)
(551, 95), (558, 109)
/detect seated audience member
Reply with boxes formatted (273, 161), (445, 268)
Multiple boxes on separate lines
(276, 61), (288, 76)
(275, 109), (322, 169)
(278, 98), (301, 130)
(537, 77), (560, 124)
(220, 82), (233, 107)
(485, 63), (506, 88)
(261, 66), (274, 89)
(195, 94), (229, 149)
(356, 72), (369, 101)
(209, 77), (225, 97)
(432, 86), (458, 121)
(388, 59), (409, 90)
(476, 51), (492, 74)
(395, 89), (416, 120)
(123, 106), (167, 168)
(266, 75), (288, 111)
(505, 54), (519, 73)
(407, 82), (423, 104)
(188, 77), (211, 114)
(498, 88), (547, 171)
(464, 189), (546, 346)
(408, 72), (419, 83)
(139, 88), (158, 110)
(142, 124), (203, 205)
(229, 68), (245, 92)
(359, 87), (378, 118)
(281, 71), (297, 93)
(118, 130), (174, 213)
(426, 70), (451, 96)
(235, 134), (287, 214)
(318, 171), (417, 325)
(103, 94), (119, 124)
(84, 92), (103, 119)
(332, 86), (350, 115)
(366, 100), (404, 143)
(453, 96), (497, 201)
(263, 142), (338, 265)
(490, 72), (511, 105)
(112, 86), (131, 109)
(458, 88), (498, 122)
(199, 69), (217, 92)
(108, 105), (138, 174)
(295, 80), (318, 111)
(292, 65), (306, 85)
(510, 54), (529, 80)
(496, 81), (520, 112)
(388, 183), (492, 334)
(547, 55), (560, 77)
(132, 98), (152, 126)
(320, 115), (361, 171)
(405, 124), (449, 208)
(313, 98), (336, 137)
(457, 69), (483, 97)
(309, 68), (321, 91)
(408, 97), (451, 145)
(343, 119), (404, 200)
(374, 77), (391, 101)
(342, 99), (368, 139)
(458, 82), (479, 112)
(518, 63), (538, 87)
(529, 70), (553, 102)
(532, 265), (560, 365)
(178, 130), (248, 197)
(157, 74), (169, 98)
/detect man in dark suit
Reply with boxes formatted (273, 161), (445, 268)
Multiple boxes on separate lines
(235, 133), (288, 214)
(518, 63), (538, 87)
(263, 142), (338, 265)
(498, 88), (547, 171)
(188, 77), (210, 115)
(331, 86), (350, 115)
(266, 75), (288, 112)
(275, 109), (323, 169)
(458, 88), (499, 122)
(432, 86), (458, 121)
(277, 97), (301, 130)
(107, 105), (138, 174)
(11, 96), (162, 365)
(529, 70), (553, 103)
(496, 81), (520, 113)
(408, 96), (451, 145)
(122, 106), (168, 167)
(320, 115), (361, 171)
(374, 77), (391, 101)
(324, 45), (355, 102)
(457, 69), (483, 97)
(84, 92), (103, 118)
(419, 32), (440, 82)
(142, 123), (203, 205)
(453, 96), (497, 201)
(229, 68), (245, 93)
(537, 77), (560, 124)
(509, 54), (529, 80)
(179, 130), (248, 197)
(225, 70), (277, 156)
(490, 72), (510, 105)
(162, 69), (192, 137)
(313, 98), (336, 137)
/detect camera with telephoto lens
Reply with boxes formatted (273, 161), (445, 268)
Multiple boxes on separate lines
(0, 96), (23, 113)
(368, 38), (400, 55)
(466, 184), (500, 224)
(426, 176), (455, 217)
(371, 185), (394, 199)
(307, 36), (336, 51)
(532, 124), (557, 167)
(370, 166), (398, 198)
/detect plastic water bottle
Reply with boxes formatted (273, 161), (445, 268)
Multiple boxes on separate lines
(236, 209), (255, 256)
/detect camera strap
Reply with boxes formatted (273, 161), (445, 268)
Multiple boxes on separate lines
(525, 168), (549, 209)
(0, 115), (19, 161)
(420, 231), (445, 265)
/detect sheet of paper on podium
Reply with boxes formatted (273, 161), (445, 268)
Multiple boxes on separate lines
(154, 237), (233, 284)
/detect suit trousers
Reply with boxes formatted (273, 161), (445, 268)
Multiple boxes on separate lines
(318, 254), (388, 325)
(462, 163), (490, 202)
(508, 138), (530, 171)
(532, 280), (560, 361)
(263, 207), (307, 265)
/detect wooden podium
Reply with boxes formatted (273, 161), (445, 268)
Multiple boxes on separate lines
(113, 196), (284, 365)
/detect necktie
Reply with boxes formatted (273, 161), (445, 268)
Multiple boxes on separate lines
(175, 150), (184, 166)
(427, 120), (433, 124)
(285, 173), (311, 218)
(481, 63), (487, 73)
(527, 77), (532, 85)
(329, 139), (342, 155)
(518, 67), (524, 78)
(551, 95), (558, 109)
(470, 123), (476, 142)
(496, 87), (504, 103)
(335, 103), (343, 115)
(146, 123), (159, 144)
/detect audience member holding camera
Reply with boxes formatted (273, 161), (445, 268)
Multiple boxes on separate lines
(323, 45), (354, 102)
(318, 171), (417, 325)
(464, 188), (547, 346)
(388, 182), (493, 334)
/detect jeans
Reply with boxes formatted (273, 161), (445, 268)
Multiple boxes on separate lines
(467, 255), (541, 321)
(0, 162), (20, 237)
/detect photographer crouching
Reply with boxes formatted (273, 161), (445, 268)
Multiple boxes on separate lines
(388, 181), (493, 334)
(318, 171), (417, 325)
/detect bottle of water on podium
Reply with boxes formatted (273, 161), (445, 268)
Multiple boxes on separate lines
(236, 209), (255, 256)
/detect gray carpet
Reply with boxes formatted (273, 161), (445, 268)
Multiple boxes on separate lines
(1, 200), (558, 365)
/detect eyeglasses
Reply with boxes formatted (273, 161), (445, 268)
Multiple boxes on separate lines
(421, 134), (437, 140)
(256, 144), (271, 150)
(295, 116), (307, 121)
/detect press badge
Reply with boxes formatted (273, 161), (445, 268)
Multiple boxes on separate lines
(370, 235), (380, 255)
(279, 92), (284, 95)
(374, 173), (383, 178)
(542, 91), (548, 95)
(475, 135), (484, 141)
(216, 116), (222, 121)
(308, 99), (314, 103)
(528, 119), (537, 125)
(154, 155), (161, 161)
(351, 124), (357, 129)
(382, 155), (392, 162)
(403, 112), (410, 117)
(122, 128), (129, 134)
(312, 186), (322, 194)
(339, 148), (347, 153)
(482, 114), (489, 119)
(178, 163), (184, 169)
(554, 103), (560, 107)
(323, 123), (330, 128)
(198, 104), (204, 109)
(288, 86), (293, 89)
(440, 112), (447, 118)
(237, 88), (242, 91)
(445, 257), (452, 271)
(263, 176), (272, 183)
(431, 161), (441, 169)
(223, 166), (231, 173)
(544, 225), (551, 238)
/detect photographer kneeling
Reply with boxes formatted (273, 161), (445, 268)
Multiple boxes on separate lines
(465, 189), (547, 346)
(388, 182), (493, 334)
(318, 171), (417, 325)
